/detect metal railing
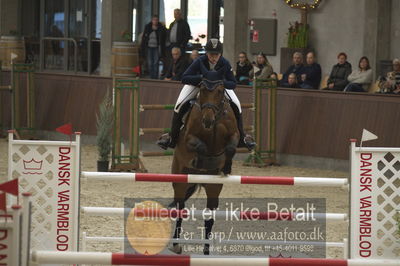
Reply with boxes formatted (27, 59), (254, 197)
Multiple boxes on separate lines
(40, 37), (78, 73)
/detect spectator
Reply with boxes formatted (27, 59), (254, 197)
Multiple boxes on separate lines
(167, 9), (191, 55)
(164, 47), (189, 81)
(270, 72), (278, 80)
(300, 52), (321, 89)
(281, 52), (305, 86)
(378, 58), (400, 94)
(235, 52), (252, 85)
(324, 52), (352, 91)
(249, 52), (273, 80)
(344, 56), (373, 92)
(189, 49), (200, 63)
(282, 73), (299, 88)
(141, 15), (166, 79)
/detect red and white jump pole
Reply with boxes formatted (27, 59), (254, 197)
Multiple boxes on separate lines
(81, 172), (348, 187)
(81, 206), (348, 222)
(31, 251), (400, 266)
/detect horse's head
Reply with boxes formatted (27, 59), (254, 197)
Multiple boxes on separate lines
(198, 78), (225, 130)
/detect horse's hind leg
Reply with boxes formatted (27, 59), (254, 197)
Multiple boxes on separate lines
(171, 182), (190, 254)
(203, 184), (223, 255)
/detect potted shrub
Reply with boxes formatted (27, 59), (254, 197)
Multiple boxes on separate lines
(96, 90), (113, 172)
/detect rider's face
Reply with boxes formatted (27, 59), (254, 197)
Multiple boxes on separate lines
(207, 53), (221, 64)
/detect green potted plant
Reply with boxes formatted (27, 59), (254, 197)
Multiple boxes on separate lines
(96, 90), (113, 172)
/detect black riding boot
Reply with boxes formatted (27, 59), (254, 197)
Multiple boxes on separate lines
(230, 102), (256, 150)
(157, 112), (182, 150)
(157, 102), (190, 150)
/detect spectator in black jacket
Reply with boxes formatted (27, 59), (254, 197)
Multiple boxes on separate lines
(300, 52), (321, 89)
(282, 73), (300, 88)
(281, 52), (305, 87)
(235, 52), (252, 85)
(324, 52), (352, 91)
(167, 9), (191, 55)
(164, 47), (189, 81)
(141, 15), (166, 79)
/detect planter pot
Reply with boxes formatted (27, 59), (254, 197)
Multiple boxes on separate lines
(111, 41), (139, 77)
(97, 160), (109, 172)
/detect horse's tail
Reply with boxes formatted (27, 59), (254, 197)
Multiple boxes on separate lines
(168, 184), (200, 208)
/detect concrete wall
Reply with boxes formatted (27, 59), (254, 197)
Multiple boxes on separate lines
(391, 0), (400, 60)
(247, 0), (367, 76)
(0, 0), (21, 36)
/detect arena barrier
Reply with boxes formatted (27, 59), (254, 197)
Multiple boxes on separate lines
(111, 78), (277, 172)
(6, 132), (400, 264)
(31, 251), (400, 266)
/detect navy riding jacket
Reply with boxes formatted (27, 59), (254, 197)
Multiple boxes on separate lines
(181, 55), (237, 90)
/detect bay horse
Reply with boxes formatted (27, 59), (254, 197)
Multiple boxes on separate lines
(170, 78), (239, 255)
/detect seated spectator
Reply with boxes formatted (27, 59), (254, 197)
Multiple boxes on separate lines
(249, 52), (273, 80)
(164, 47), (189, 81)
(235, 52), (252, 85)
(344, 56), (373, 92)
(378, 58), (400, 94)
(324, 52), (352, 91)
(189, 49), (200, 63)
(282, 73), (299, 88)
(300, 52), (321, 89)
(270, 72), (278, 80)
(281, 52), (305, 86)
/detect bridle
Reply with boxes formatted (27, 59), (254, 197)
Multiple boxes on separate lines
(195, 79), (227, 122)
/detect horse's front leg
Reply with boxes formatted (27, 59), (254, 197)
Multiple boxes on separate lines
(222, 133), (239, 175)
(187, 134), (208, 155)
(171, 183), (191, 254)
(203, 184), (223, 255)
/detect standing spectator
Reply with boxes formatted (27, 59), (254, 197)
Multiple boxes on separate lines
(300, 52), (321, 89)
(235, 52), (252, 85)
(164, 47), (189, 81)
(189, 49), (200, 64)
(168, 9), (191, 55)
(249, 52), (273, 80)
(378, 58), (400, 94)
(344, 56), (373, 92)
(281, 52), (305, 86)
(282, 73), (299, 88)
(141, 15), (166, 79)
(325, 52), (352, 91)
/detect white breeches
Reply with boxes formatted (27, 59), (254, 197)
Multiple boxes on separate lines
(174, 85), (242, 113)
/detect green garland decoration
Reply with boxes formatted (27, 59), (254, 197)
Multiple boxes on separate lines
(284, 0), (322, 10)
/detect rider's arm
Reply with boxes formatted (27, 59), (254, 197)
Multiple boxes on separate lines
(223, 62), (237, 90)
(181, 59), (202, 86)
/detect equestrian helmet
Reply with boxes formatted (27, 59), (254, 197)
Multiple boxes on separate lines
(205, 39), (222, 54)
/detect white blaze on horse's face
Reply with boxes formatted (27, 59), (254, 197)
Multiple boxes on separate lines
(199, 82), (225, 130)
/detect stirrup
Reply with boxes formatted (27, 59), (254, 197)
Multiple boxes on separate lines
(243, 134), (256, 151)
(157, 133), (172, 150)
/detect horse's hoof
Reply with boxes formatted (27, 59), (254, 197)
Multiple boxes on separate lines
(203, 246), (210, 255)
(169, 244), (182, 254)
(222, 166), (232, 175)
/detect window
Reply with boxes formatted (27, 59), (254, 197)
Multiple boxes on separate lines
(160, 0), (181, 28)
(187, 0), (208, 45)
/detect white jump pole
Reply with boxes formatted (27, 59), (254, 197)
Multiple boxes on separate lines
(82, 172), (348, 187)
(31, 251), (400, 266)
(83, 234), (346, 248)
(81, 206), (348, 222)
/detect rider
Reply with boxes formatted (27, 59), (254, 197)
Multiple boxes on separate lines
(157, 38), (256, 150)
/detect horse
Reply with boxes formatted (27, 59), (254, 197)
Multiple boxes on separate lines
(170, 78), (239, 255)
